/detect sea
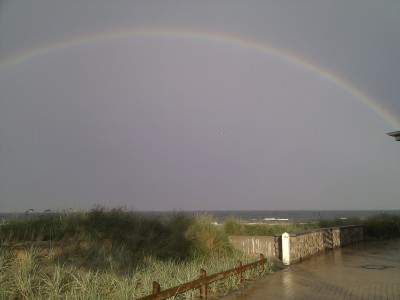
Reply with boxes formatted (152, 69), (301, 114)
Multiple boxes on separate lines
(1, 210), (399, 224)
(141, 210), (400, 224)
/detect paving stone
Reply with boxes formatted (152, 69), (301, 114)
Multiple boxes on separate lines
(223, 239), (400, 299)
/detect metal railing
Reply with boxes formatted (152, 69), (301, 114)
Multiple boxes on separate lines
(137, 253), (269, 300)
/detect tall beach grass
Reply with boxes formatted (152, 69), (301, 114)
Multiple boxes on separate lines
(1, 207), (399, 299)
(0, 207), (276, 299)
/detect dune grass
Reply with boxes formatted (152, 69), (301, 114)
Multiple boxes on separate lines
(1, 207), (202, 264)
(0, 246), (274, 299)
(1, 207), (399, 299)
(0, 207), (277, 299)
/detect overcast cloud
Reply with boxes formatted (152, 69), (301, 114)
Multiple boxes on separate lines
(0, 1), (399, 212)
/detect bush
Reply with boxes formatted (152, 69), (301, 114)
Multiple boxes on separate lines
(185, 214), (236, 258)
(81, 206), (195, 262)
(0, 213), (66, 243)
(317, 213), (400, 240)
(223, 217), (247, 235)
(0, 207), (237, 265)
(363, 214), (400, 240)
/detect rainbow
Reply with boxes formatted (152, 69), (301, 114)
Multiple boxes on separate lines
(1, 28), (399, 129)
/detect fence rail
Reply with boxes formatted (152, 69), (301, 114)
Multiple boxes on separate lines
(136, 253), (268, 300)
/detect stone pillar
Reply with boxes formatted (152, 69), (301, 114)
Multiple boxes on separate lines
(282, 232), (290, 265)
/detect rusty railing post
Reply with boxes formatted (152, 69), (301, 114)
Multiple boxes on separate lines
(236, 260), (243, 284)
(152, 281), (161, 295)
(200, 268), (207, 299)
(136, 255), (274, 300)
(259, 253), (265, 273)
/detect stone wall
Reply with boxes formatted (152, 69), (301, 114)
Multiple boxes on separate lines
(228, 236), (276, 258)
(229, 225), (363, 263)
(288, 225), (363, 263)
(338, 225), (364, 246)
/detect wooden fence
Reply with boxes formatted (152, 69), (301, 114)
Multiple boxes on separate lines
(136, 253), (269, 300)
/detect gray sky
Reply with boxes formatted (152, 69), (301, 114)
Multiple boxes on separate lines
(1, 1), (399, 213)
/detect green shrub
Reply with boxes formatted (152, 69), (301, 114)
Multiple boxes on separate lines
(0, 245), (277, 299)
(0, 213), (66, 243)
(363, 214), (400, 240)
(224, 217), (247, 235)
(1, 207), (236, 265)
(79, 206), (196, 262)
(0, 208), (280, 299)
(316, 213), (400, 240)
(185, 214), (236, 258)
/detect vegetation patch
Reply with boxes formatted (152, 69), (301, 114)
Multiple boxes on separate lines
(316, 213), (400, 240)
(0, 207), (277, 299)
(1, 208), (399, 299)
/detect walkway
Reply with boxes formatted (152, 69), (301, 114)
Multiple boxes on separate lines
(223, 238), (400, 299)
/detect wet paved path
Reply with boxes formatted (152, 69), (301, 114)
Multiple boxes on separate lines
(223, 239), (400, 299)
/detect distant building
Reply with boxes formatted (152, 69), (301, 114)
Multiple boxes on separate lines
(387, 131), (400, 141)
